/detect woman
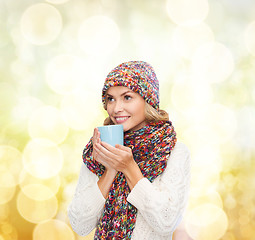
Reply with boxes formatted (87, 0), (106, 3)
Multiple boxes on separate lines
(68, 61), (191, 240)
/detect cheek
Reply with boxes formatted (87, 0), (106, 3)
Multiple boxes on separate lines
(106, 104), (111, 114)
(135, 102), (146, 118)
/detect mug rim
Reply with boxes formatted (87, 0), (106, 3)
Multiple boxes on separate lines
(97, 124), (123, 129)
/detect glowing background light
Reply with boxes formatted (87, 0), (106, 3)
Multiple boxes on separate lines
(0, 21), (8, 48)
(0, 204), (9, 222)
(0, 222), (18, 240)
(0, 83), (17, 116)
(171, 79), (213, 114)
(78, 16), (120, 55)
(203, 104), (237, 144)
(22, 139), (63, 179)
(28, 106), (69, 144)
(244, 21), (255, 56)
(189, 189), (223, 209)
(60, 90), (104, 131)
(46, 0), (70, 4)
(20, 3), (62, 45)
(166, 0), (209, 26)
(172, 23), (214, 58)
(0, 169), (16, 204)
(17, 190), (58, 223)
(46, 54), (87, 95)
(191, 41), (235, 83)
(185, 203), (228, 240)
(33, 219), (75, 240)
(236, 106), (255, 149)
(19, 170), (61, 200)
(190, 144), (222, 190)
(0, 146), (23, 186)
(12, 96), (43, 123)
(20, 184), (56, 201)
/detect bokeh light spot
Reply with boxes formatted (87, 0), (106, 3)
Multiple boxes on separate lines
(46, 0), (70, 4)
(244, 21), (255, 56)
(0, 169), (16, 204)
(203, 104), (237, 144)
(46, 54), (87, 95)
(17, 190), (58, 223)
(189, 189), (223, 210)
(191, 41), (234, 83)
(12, 96), (43, 123)
(60, 90), (103, 130)
(0, 145), (23, 186)
(172, 23), (214, 58)
(19, 170), (60, 200)
(171, 78), (213, 114)
(22, 138), (63, 179)
(0, 83), (17, 117)
(166, 0), (209, 26)
(0, 223), (18, 240)
(21, 184), (55, 201)
(28, 106), (69, 144)
(33, 219), (75, 240)
(0, 204), (9, 222)
(78, 15), (120, 55)
(186, 203), (228, 240)
(0, 21), (9, 48)
(20, 3), (62, 45)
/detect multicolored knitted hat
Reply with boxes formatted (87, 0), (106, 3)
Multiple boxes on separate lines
(102, 61), (160, 111)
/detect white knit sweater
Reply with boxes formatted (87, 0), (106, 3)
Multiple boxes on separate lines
(68, 141), (191, 240)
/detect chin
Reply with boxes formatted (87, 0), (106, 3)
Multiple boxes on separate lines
(122, 124), (132, 132)
(123, 126), (129, 132)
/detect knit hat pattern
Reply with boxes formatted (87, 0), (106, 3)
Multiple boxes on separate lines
(102, 61), (159, 110)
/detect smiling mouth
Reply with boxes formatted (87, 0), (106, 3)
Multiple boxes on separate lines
(115, 116), (130, 124)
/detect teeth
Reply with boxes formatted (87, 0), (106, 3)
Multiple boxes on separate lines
(116, 117), (128, 121)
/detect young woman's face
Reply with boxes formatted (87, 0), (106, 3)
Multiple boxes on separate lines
(106, 86), (147, 132)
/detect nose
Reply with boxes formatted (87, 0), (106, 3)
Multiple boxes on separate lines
(113, 100), (123, 114)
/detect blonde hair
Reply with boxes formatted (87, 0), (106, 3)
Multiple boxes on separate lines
(103, 102), (169, 126)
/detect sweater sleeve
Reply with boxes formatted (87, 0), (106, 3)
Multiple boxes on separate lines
(127, 142), (191, 236)
(67, 164), (105, 236)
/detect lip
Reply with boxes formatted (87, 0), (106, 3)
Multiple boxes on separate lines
(114, 116), (130, 124)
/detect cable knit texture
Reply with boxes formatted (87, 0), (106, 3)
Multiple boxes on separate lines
(68, 141), (191, 240)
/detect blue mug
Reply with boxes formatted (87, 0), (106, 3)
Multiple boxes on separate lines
(97, 125), (124, 146)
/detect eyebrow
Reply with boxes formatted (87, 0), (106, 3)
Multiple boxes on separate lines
(106, 90), (133, 97)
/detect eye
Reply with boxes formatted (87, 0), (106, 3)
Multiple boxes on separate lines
(107, 96), (114, 102)
(124, 95), (132, 100)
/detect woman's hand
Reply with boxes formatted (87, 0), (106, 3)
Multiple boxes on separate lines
(95, 142), (144, 190)
(92, 128), (116, 173)
(94, 142), (132, 173)
(92, 128), (100, 160)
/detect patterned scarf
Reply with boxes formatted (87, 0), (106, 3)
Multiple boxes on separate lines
(83, 121), (177, 239)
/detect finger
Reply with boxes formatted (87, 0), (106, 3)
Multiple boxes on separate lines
(92, 128), (96, 142)
(95, 143), (118, 160)
(93, 150), (108, 166)
(94, 143), (101, 153)
(93, 128), (98, 143)
(115, 144), (131, 152)
(93, 128), (100, 144)
(95, 143), (116, 166)
(100, 142), (124, 155)
(97, 130), (101, 144)
(102, 142), (133, 157)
